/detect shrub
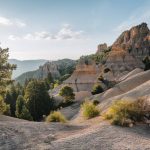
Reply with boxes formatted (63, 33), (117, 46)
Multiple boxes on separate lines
(46, 111), (67, 123)
(59, 86), (75, 103)
(143, 56), (150, 71)
(93, 100), (100, 105)
(104, 99), (148, 126)
(81, 101), (100, 119)
(91, 84), (103, 95)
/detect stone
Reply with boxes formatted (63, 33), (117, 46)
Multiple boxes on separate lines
(96, 43), (108, 54)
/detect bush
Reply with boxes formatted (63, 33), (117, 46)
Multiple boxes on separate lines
(143, 56), (150, 71)
(104, 99), (148, 126)
(91, 84), (103, 95)
(59, 86), (75, 103)
(93, 100), (100, 105)
(46, 111), (67, 123)
(81, 101), (100, 119)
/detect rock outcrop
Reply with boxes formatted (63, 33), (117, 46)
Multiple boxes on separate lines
(63, 23), (150, 92)
(101, 23), (150, 80)
(96, 43), (108, 54)
(64, 62), (100, 92)
(16, 59), (76, 84)
(38, 62), (60, 79)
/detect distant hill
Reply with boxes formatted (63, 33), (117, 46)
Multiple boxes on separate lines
(15, 59), (76, 85)
(8, 59), (48, 79)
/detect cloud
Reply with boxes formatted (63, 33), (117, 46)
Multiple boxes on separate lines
(8, 35), (20, 40)
(8, 24), (84, 41)
(0, 16), (13, 26)
(56, 24), (83, 40)
(0, 16), (26, 27)
(114, 7), (150, 33)
(15, 20), (26, 27)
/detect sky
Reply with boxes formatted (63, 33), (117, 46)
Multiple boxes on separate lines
(0, 0), (150, 60)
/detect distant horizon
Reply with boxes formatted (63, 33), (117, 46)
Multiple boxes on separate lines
(0, 0), (150, 60)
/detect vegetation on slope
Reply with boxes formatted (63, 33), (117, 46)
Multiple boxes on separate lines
(104, 98), (150, 126)
(46, 111), (67, 123)
(81, 101), (100, 119)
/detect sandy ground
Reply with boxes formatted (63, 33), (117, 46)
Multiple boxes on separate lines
(0, 115), (150, 150)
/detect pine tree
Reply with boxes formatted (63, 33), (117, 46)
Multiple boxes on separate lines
(24, 80), (53, 121)
(19, 105), (33, 121)
(0, 96), (10, 114)
(0, 47), (15, 114)
(15, 95), (25, 117)
(0, 48), (16, 96)
(15, 95), (32, 120)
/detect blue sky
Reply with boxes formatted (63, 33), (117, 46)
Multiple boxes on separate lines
(0, 0), (150, 60)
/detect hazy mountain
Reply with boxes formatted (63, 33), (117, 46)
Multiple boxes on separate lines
(8, 59), (48, 79)
(15, 59), (76, 84)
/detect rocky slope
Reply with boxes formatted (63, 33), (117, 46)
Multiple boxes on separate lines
(8, 59), (47, 79)
(15, 59), (76, 84)
(63, 23), (150, 92)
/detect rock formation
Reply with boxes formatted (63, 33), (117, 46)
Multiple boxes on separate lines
(64, 62), (100, 92)
(63, 23), (150, 92)
(96, 43), (108, 54)
(16, 59), (76, 84)
(38, 62), (60, 79)
(101, 23), (150, 80)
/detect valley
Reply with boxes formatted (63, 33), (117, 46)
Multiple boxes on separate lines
(0, 22), (150, 150)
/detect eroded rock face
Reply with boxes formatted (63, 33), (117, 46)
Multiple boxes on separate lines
(112, 23), (150, 60)
(96, 43), (108, 54)
(63, 23), (150, 92)
(102, 23), (150, 80)
(38, 62), (60, 79)
(64, 63), (100, 92)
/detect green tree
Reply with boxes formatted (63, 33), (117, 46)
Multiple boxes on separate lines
(24, 80), (53, 121)
(4, 83), (24, 117)
(15, 95), (25, 117)
(0, 47), (15, 114)
(59, 86), (75, 103)
(19, 105), (33, 121)
(44, 72), (54, 90)
(0, 48), (16, 96)
(15, 95), (32, 120)
(0, 96), (10, 115)
(91, 84), (103, 95)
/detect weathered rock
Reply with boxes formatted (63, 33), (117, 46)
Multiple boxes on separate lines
(38, 61), (60, 79)
(63, 62), (100, 92)
(101, 23), (150, 80)
(96, 43), (108, 54)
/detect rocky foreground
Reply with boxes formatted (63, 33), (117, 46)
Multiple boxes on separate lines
(0, 115), (150, 150)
